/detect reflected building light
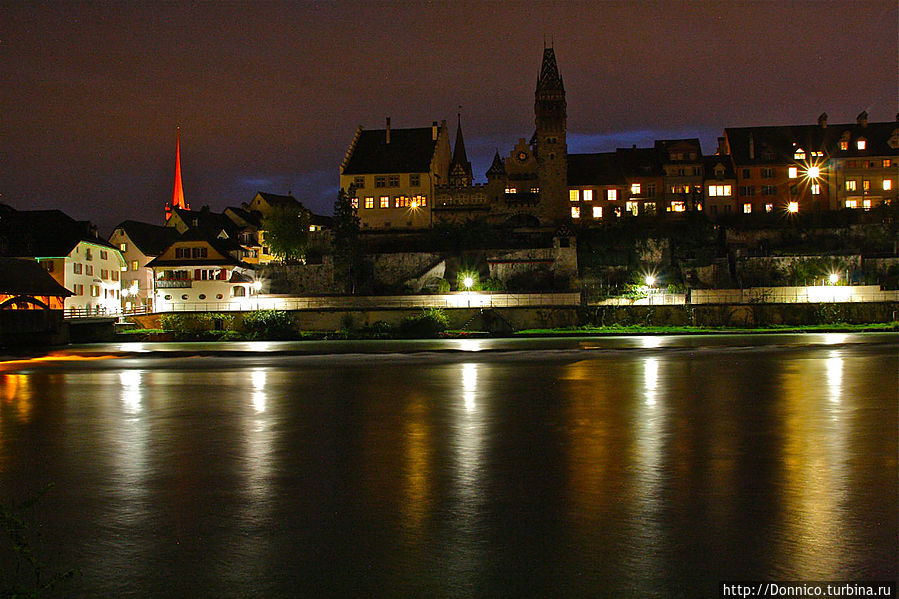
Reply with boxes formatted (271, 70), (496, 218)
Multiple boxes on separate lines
(251, 369), (266, 413)
(462, 363), (477, 412)
(641, 336), (662, 349)
(119, 369), (142, 414)
(456, 338), (485, 352)
(826, 351), (843, 403)
(643, 357), (659, 405)
(821, 333), (848, 346)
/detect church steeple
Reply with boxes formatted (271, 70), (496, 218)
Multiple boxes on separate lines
(449, 112), (473, 187)
(166, 128), (189, 221)
(534, 45), (568, 224)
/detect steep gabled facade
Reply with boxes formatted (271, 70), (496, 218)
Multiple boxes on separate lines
(340, 119), (451, 230)
(109, 220), (179, 311)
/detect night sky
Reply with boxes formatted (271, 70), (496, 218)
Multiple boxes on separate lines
(3, 1), (897, 232)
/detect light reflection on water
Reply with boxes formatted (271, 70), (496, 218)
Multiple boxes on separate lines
(0, 337), (895, 597)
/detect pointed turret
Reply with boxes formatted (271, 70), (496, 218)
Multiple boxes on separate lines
(449, 112), (473, 187)
(534, 45), (568, 224)
(486, 151), (505, 179)
(166, 129), (189, 221)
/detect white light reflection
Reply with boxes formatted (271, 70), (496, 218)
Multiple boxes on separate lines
(641, 336), (663, 349)
(456, 338), (485, 353)
(821, 333), (848, 345)
(643, 357), (659, 405)
(119, 369), (142, 414)
(462, 362), (477, 412)
(825, 350), (843, 403)
(251, 369), (266, 413)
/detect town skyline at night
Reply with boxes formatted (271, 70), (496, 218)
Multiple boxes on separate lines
(3, 0), (897, 232)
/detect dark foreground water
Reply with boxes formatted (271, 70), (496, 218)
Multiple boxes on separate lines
(0, 333), (896, 597)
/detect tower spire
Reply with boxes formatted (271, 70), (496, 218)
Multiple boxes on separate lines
(167, 128), (188, 221)
(449, 109), (473, 187)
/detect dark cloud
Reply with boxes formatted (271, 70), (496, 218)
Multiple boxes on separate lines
(1, 0), (896, 232)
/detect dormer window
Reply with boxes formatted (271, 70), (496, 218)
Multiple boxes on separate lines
(856, 138), (867, 151)
(793, 148), (806, 160)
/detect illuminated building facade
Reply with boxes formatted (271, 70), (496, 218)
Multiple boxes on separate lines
(109, 220), (179, 312)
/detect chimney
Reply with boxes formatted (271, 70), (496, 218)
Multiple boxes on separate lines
(717, 136), (728, 155)
(857, 111), (868, 127)
(749, 133), (755, 160)
(818, 112), (828, 128)
(386, 117), (391, 144)
(432, 121), (438, 141)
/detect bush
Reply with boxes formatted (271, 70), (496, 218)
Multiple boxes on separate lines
(241, 310), (295, 340)
(398, 308), (449, 338)
(359, 320), (394, 339)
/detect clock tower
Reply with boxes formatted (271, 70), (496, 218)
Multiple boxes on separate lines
(534, 46), (568, 224)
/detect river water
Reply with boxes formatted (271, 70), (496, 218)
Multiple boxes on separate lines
(0, 333), (896, 597)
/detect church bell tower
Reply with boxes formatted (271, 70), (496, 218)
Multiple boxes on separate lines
(534, 46), (568, 224)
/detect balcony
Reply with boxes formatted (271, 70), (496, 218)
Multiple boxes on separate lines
(156, 280), (192, 288)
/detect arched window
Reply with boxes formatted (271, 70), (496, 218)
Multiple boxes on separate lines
(231, 286), (246, 298)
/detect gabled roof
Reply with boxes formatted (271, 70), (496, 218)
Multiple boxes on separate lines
(224, 207), (263, 229)
(725, 118), (899, 164)
(255, 192), (302, 210)
(0, 258), (72, 297)
(487, 151), (506, 178)
(615, 147), (665, 178)
(169, 207), (240, 237)
(146, 227), (252, 269)
(112, 220), (180, 256)
(341, 126), (438, 175)
(703, 155), (737, 179)
(567, 152), (624, 186)
(654, 138), (702, 161)
(0, 205), (117, 258)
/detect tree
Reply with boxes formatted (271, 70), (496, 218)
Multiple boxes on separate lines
(332, 186), (364, 294)
(262, 205), (311, 263)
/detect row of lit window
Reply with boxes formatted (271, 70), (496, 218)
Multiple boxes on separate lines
(71, 284), (119, 299)
(845, 179), (892, 191)
(355, 195), (428, 209)
(353, 174), (421, 189)
(77, 247), (111, 261)
(507, 187), (540, 194)
(174, 247), (208, 259)
(72, 263), (120, 280)
(839, 139), (867, 151)
(845, 159), (892, 169)
(570, 201), (687, 219)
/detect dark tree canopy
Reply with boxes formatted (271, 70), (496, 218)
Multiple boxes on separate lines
(262, 205), (311, 262)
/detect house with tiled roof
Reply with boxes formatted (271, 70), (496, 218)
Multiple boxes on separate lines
(723, 112), (899, 215)
(702, 154), (738, 216)
(0, 205), (124, 315)
(146, 227), (257, 311)
(340, 118), (451, 230)
(109, 220), (180, 312)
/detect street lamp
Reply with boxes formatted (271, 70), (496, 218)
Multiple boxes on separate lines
(828, 273), (839, 285)
(463, 276), (474, 291)
(644, 275), (656, 287)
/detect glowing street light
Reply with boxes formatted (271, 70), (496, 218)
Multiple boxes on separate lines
(807, 166), (821, 179)
(787, 201), (799, 213)
(252, 280), (263, 292)
(644, 275), (656, 287)
(463, 276), (474, 290)
(828, 273), (840, 285)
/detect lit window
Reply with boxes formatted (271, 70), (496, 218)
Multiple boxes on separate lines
(571, 206), (580, 219)
(119, 243), (127, 252)
(569, 189), (579, 202)
(793, 149), (806, 160)
(856, 139), (866, 150)
(394, 196), (410, 208)
(765, 203), (774, 213)
(606, 189), (618, 201)
(883, 160), (892, 168)
(839, 141), (849, 151)
(845, 180), (856, 191)
(884, 179), (893, 191)
(379, 196), (389, 208)
(862, 180), (870, 191)
(630, 183), (641, 195)
(811, 183), (821, 195)
(669, 201), (686, 212)
(592, 206), (602, 218)
(708, 185), (732, 197)
(351, 197), (359, 209)
(583, 189), (593, 202)
(364, 197), (374, 209)
(626, 201), (639, 216)
(788, 167), (798, 179)
(787, 202), (799, 213)
(413, 195), (427, 207)
(845, 199), (857, 209)
(530, 187), (539, 194)
(505, 187), (517, 194)
(863, 199), (872, 210)
(743, 203), (752, 214)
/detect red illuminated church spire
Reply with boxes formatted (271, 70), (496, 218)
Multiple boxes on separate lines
(165, 128), (189, 221)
